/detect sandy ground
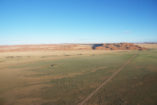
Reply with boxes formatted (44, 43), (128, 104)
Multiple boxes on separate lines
(137, 44), (157, 49)
(0, 50), (127, 69)
(0, 50), (127, 57)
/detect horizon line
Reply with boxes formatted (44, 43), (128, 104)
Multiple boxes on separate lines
(0, 42), (157, 46)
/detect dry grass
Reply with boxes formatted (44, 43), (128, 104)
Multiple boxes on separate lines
(0, 50), (156, 105)
(0, 50), (123, 57)
(0, 50), (129, 105)
(137, 44), (157, 49)
(0, 50), (127, 67)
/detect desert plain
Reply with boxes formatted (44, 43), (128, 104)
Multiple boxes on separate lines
(0, 43), (157, 105)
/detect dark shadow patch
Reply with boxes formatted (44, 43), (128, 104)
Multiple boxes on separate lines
(0, 97), (5, 105)
(92, 44), (104, 49)
(50, 64), (56, 67)
(64, 54), (70, 56)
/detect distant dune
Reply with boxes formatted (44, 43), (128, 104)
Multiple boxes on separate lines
(0, 43), (148, 52)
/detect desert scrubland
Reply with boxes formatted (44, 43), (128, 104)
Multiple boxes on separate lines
(0, 43), (157, 105)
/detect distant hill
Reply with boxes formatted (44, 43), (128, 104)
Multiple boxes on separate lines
(93, 43), (147, 50)
(0, 43), (147, 52)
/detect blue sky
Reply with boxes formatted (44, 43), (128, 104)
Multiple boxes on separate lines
(0, 0), (157, 45)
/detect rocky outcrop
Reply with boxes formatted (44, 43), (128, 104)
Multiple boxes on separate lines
(0, 43), (147, 52)
(94, 43), (147, 50)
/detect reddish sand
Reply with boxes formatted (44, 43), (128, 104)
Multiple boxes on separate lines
(95, 43), (147, 50)
(0, 43), (146, 52)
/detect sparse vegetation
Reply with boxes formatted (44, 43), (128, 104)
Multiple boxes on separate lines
(0, 48), (157, 105)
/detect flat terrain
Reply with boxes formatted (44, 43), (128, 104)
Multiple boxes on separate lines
(137, 44), (157, 49)
(0, 43), (146, 52)
(0, 49), (157, 105)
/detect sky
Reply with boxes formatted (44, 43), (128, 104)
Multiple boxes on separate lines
(0, 0), (157, 45)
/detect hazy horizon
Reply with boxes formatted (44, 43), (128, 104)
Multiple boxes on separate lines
(1, 0), (157, 45)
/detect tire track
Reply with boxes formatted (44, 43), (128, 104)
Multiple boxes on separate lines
(78, 54), (137, 105)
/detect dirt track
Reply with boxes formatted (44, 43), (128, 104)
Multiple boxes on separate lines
(78, 54), (137, 105)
